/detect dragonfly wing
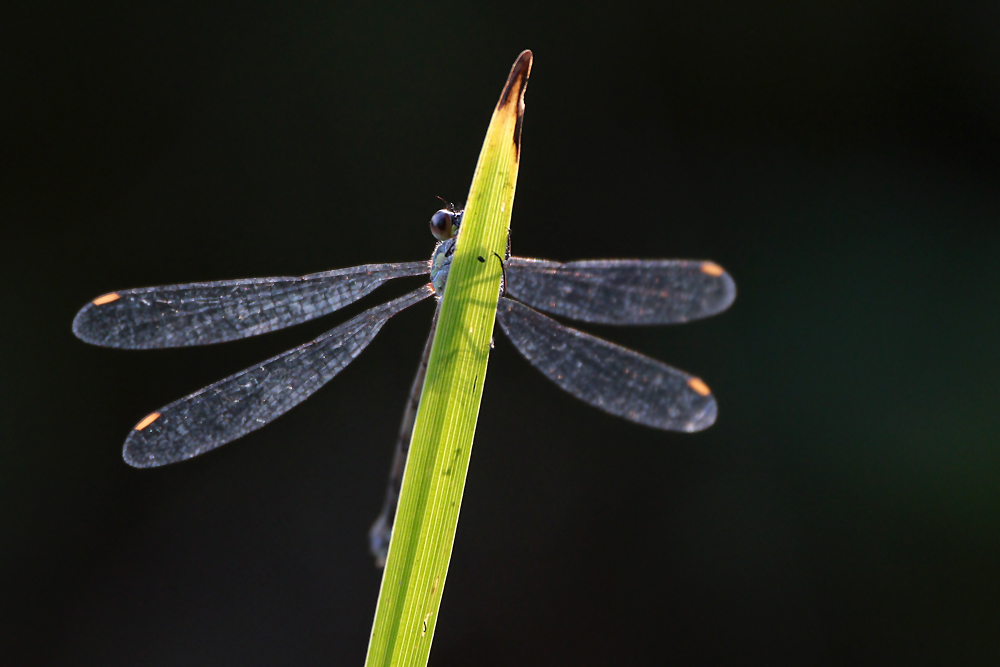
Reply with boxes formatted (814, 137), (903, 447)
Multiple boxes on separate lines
(73, 261), (430, 348)
(505, 257), (735, 325)
(123, 285), (434, 467)
(496, 297), (717, 431)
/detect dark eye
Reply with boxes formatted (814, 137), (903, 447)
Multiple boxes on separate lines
(430, 209), (454, 240)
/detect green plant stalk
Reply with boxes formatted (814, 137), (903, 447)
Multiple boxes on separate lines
(364, 50), (533, 667)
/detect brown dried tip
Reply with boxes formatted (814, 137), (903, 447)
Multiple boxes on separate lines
(498, 50), (533, 110)
(497, 50), (533, 159)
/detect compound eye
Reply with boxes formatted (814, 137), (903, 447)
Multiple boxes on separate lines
(430, 209), (454, 240)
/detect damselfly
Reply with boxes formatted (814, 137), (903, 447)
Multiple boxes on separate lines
(73, 205), (735, 564)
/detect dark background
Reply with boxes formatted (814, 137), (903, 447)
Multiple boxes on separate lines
(3, 1), (999, 665)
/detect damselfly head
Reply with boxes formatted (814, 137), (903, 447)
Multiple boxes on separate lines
(430, 207), (463, 241)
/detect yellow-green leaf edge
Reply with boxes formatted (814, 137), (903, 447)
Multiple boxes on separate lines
(364, 50), (533, 667)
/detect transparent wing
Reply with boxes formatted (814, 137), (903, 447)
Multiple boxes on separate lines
(505, 257), (735, 325)
(496, 297), (717, 431)
(73, 261), (430, 348)
(123, 285), (434, 467)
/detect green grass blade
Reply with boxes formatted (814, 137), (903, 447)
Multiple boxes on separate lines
(364, 50), (532, 667)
